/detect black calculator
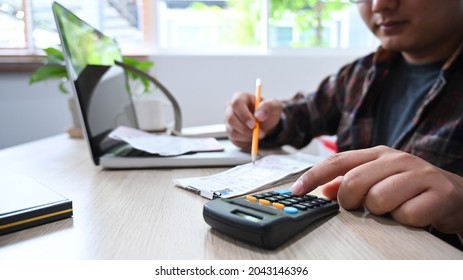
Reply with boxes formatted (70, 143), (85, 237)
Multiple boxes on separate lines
(203, 189), (339, 249)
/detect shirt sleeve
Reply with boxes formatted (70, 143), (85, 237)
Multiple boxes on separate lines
(260, 63), (355, 149)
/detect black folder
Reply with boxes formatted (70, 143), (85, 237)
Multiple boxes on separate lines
(0, 174), (73, 235)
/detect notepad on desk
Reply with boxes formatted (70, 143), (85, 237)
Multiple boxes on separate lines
(180, 123), (228, 139)
(173, 153), (323, 199)
(0, 174), (73, 235)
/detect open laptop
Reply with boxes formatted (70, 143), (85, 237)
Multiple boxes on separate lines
(52, 2), (250, 169)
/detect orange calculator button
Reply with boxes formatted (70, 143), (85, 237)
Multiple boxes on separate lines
(258, 199), (271, 205)
(272, 202), (285, 209)
(245, 195), (257, 202)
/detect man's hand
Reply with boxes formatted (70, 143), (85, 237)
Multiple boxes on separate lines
(291, 145), (463, 234)
(225, 92), (283, 148)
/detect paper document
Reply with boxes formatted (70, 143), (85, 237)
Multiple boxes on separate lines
(109, 126), (224, 156)
(173, 153), (323, 199)
(180, 123), (228, 139)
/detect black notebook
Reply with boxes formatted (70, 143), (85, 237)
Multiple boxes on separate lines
(0, 174), (73, 235)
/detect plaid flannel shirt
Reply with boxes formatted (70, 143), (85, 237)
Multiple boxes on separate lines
(262, 45), (463, 176)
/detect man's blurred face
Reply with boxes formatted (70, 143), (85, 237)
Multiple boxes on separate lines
(357, 0), (463, 62)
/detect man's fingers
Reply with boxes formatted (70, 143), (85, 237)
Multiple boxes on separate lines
(225, 93), (256, 146)
(320, 176), (343, 200)
(361, 171), (425, 215)
(391, 191), (443, 228)
(291, 146), (386, 195)
(335, 150), (414, 209)
(231, 93), (256, 127)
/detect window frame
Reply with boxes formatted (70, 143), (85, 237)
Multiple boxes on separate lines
(0, 0), (154, 72)
(0, 0), (377, 72)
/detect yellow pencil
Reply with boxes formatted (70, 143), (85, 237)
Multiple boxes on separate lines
(251, 78), (262, 165)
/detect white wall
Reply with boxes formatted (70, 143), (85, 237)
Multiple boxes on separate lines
(0, 52), (362, 149)
(0, 73), (71, 149)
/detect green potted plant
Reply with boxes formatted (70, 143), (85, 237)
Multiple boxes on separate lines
(29, 47), (71, 94)
(30, 47), (155, 94)
(29, 47), (157, 136)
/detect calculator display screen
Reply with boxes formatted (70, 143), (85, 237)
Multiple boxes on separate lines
(232, 210), (262, 223)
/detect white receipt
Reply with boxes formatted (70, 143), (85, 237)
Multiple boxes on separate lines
(173, 153), (323, 199)
(108, 126), (224, 156)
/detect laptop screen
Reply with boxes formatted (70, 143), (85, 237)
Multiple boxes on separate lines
(52, 2), (138, 164)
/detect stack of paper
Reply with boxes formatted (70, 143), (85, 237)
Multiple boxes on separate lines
(173, 153), (323, 199)
(108, 126), (224, 156)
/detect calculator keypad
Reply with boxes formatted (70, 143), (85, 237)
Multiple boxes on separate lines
(204, 188), (339, 249)
(245, 189), (332, 215)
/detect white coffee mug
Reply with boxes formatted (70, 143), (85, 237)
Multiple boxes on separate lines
(133, 99), (167, 131)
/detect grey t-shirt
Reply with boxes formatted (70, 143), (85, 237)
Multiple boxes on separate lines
(372, 57), (444, 147)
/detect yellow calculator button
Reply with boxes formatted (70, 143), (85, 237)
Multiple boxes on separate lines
(272, 202), (285, 209)
(258, 199), (271, 205)
(245, 195), (257, 202)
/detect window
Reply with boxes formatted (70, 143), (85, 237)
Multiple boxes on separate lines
(0, 0), (147, 55)
(0, 0), (376, 58)
(0, 0), (26, 49)
(158, 0), (377, 51)
(158, 0), (265, 50)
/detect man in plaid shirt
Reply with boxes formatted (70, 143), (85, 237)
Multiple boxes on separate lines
(225, 1), (463, 248)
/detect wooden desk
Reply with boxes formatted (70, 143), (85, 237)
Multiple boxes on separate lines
(0, 134), (462, 259)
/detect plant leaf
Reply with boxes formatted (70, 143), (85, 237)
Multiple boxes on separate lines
(122, 57), (155, 71)
(43, 47), (65, 65)
(29, 65), (68, 84)
(122, 57), (155, 94)
(58, 80), (69, 94)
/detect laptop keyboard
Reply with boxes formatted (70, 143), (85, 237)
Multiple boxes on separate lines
(114, 146), (197, 158)
(117, 148), (156, 157)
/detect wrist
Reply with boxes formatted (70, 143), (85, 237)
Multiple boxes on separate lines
(260, 112), (285, 146)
